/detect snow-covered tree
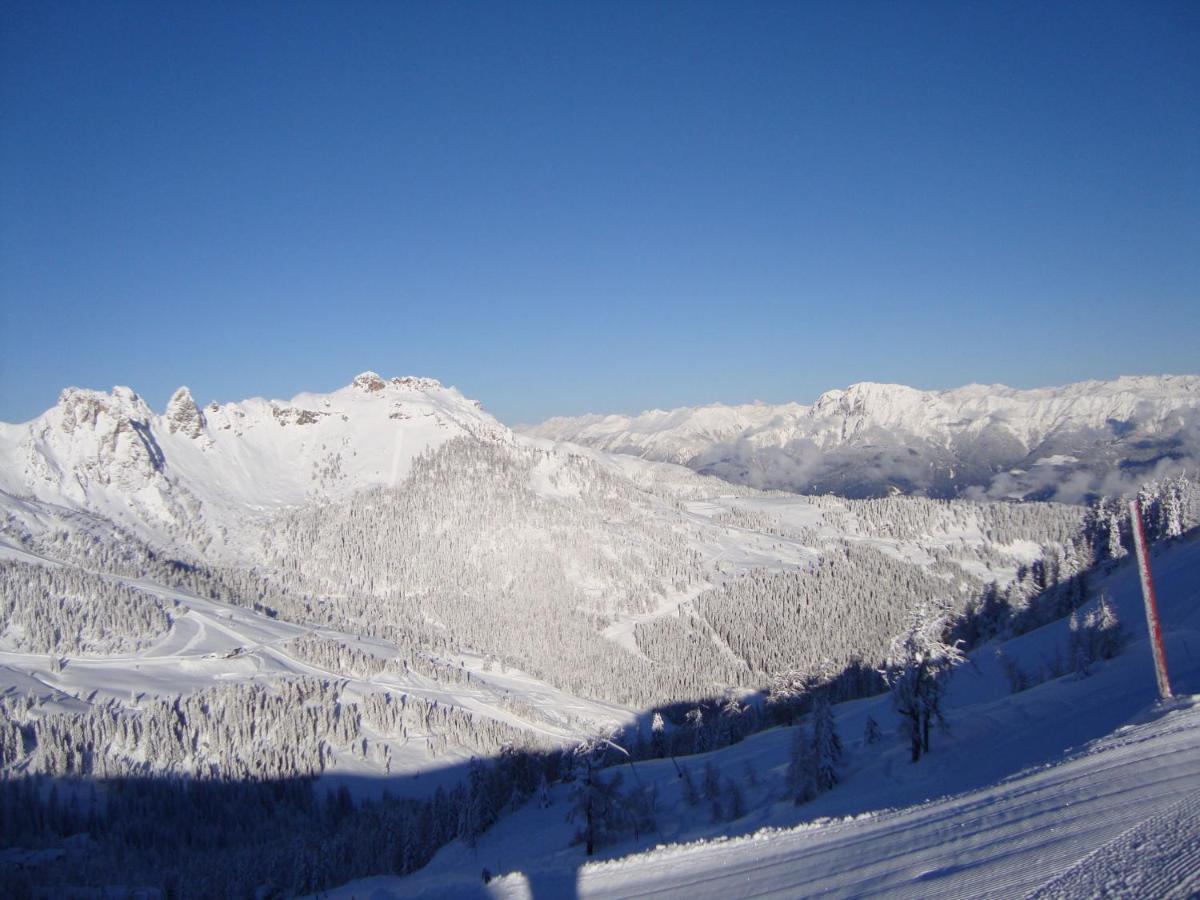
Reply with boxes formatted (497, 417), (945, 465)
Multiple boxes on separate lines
(884, 603), (965, 763)
(650, 712), (667, 759)
(566, 736), (626, 856)
(1069, 594), (1124, 676)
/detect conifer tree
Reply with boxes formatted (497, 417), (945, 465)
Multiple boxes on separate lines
(884, 603), (965, 763)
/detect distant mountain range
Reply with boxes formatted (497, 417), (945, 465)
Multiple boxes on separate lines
(524, 375), (1200, 502)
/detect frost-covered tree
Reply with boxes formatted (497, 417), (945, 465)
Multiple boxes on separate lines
(0, 561), (176, 655)
(650, 712), (667, 759)
(567, 736), (625, 856)
(459, 757), (491, 846)
(884, 603), (965, 763)
(1069, 594), (1124, 676)
(717, 694), (748, 747)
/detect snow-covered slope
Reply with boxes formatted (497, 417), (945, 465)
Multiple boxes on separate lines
(328, 529), (1200, 899)
(4, 372), (1120, 713)
(0, 372), (506, 553)
(3, 373), (1197, 896)
(0, 534), (628, 791)
(526, 375), (1200, 502)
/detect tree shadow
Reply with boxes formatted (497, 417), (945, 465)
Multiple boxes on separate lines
(8, 523), (1194, 899)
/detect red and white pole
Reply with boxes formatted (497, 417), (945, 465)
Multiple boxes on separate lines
(1128, 498), (1172, 701)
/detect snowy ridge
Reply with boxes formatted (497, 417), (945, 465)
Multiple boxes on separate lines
(0, 372), (507, 552)
(526, 375), (1200, 501)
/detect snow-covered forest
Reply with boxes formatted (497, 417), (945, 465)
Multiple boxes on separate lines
(0, 560), (177, 655)
(1, 376), (1198, 896)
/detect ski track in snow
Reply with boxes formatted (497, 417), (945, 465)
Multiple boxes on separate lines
(0, 567), (619, 755)
(490, 703), (1200, 899)
(326, 534), (1200, 900)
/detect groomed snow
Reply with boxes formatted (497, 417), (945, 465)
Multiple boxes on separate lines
(326, 533), (1200, 899)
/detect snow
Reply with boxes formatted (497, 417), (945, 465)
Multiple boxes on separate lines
(3, 372), (1199, 895)
(0, 538), (632, 789)
(326, 532), (1200, 899)
(0, 373), (512, 558)
(1028, 787), (1200, 899)
(529, 376), (1200, 459)
(550, 703), (1200, 899)
(523, 375), (1200, 500)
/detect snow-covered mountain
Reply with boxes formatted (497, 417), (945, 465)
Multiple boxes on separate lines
(0, 372), (506, 553)
(3, 372), (1199, 896)
(525, 375), (1200, 502)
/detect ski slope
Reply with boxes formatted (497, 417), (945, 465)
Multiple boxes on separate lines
(328, 532), (1200, 899)
(541, 701), (1200, 899)
(0, 536), (631, 794)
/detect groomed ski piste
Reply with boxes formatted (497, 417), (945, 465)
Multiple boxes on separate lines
(328, 531), (1200, 899)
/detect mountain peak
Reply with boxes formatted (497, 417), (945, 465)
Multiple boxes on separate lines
(54, 386), (152, 435)
(165, 387), (206, 438)
(349, 372), (445, 394)
(351, 371), (387, 392)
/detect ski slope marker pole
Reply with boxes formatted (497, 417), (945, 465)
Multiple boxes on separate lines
(1128, 498), (1172, 701)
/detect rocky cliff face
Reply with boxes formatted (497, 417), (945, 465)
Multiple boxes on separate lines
(164, 387), (206, 439)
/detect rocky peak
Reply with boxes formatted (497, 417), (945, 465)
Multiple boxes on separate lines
(165, 387), (206, 438)
(352, 372), (387, 393)
(390, 375), (443, 391)
(812, 382), (924, 415)
(56, 387), (152, 435)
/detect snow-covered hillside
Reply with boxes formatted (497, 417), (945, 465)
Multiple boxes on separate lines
(526, 375), (1200, 502)
(0, 372), (505, 554)
(2, 374), (1120, 712)
(2, 374), (1197, 897)
(329, 529), (1200, 899)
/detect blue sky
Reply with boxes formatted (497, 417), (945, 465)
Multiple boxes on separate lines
(2, 1), (1197, 425)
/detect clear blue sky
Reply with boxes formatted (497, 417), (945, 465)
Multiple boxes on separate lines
(2, 1), (1197, 425)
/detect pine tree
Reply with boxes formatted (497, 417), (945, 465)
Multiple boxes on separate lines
(786, 725), (818, 804)
(566, 737), (625, 856)
(650, 712), (667, 759)
(884, 603), (965, 763)
(1071, 593), (1124, 675)
(686, 708), (707, 754)
(458, 758), (489, 846)
(811, 697), (842, 791)
(863, 714), (882, 745)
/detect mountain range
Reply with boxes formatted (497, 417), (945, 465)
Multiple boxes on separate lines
(525, 375), (1200, 502)
(2, 371), (1199, 896)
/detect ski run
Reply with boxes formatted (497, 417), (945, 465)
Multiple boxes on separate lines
(333, 530), (1200, 899)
